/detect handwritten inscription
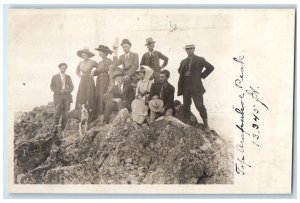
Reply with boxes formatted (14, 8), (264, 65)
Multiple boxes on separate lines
(233, 56), (269, 175)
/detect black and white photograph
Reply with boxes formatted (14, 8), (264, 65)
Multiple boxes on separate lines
(7, 8), (295, 194)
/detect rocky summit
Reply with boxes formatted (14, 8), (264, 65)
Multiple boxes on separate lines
(14, 105), (233, 184)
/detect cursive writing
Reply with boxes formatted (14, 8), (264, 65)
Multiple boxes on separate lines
(233, 56), (269, 176)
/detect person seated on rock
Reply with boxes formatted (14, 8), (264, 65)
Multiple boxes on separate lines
(103, 71), (135, 124)
(131, 65), (154, 124)
(174, 100), (198, 126)
(148, 69), (175, 123)
(50, 63), (74, 134)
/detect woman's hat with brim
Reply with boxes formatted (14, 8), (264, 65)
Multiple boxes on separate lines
(149, 99), (164, 112)
(77, 47), (95, 58)
(121, 39), (132, 46)
(95, 45), (113, 55)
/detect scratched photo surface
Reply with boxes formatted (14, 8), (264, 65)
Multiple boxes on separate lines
(8, 9), (294, 194)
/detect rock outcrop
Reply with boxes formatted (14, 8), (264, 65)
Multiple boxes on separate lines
(14, 105), (233, 184)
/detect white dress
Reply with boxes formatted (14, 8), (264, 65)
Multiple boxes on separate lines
(131, 66), (154, 124)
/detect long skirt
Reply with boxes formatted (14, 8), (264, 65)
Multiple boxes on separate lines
(131, 97), (149, 124)
(75, 74), (95, 111)
(95, 73), (110, 115)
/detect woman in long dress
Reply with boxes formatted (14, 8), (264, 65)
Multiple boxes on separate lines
(75, 47), (98, 113)
(131, 65), (154, 124)
(94, 45), (113, 115)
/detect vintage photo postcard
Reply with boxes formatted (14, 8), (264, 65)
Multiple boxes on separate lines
(7, 8), (295, 194)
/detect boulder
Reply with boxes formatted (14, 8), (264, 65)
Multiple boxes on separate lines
(14, 105), (233, 184)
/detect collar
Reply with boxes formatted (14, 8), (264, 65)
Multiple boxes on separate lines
(162, 81), (169, 87)
(149, 50), (155, 55)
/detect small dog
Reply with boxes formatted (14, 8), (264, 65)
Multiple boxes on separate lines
(64, 104), (89, 137)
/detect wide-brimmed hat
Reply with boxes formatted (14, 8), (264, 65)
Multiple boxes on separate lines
(95, 45), (113, 54)
(77, 47), (95, 58)
(184, 44), (195, 49)
(145, 37), (155, 45)
(121, 39), (132, 46)
(149, 99), (164, 112)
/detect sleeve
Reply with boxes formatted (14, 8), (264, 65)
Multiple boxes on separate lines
(91, 60), (98, 73)
(201, 58), (214, 79)
(148, 84), (156, 101)
(50, 76), (60, 94)
(140, 53), (146, 66)
(124, 86), (135, 108)
(165, 86), (175, 109)
(135, 81), (140, 97)
(178, 61), (183, 73)
(76, 62), (81, 76)
(130, 53), (139, 76)
(147, 80), (154, 93)
(158, 52), (169, 68)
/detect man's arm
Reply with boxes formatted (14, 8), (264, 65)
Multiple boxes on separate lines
(140, 53), (146, 66)
(148, 84), (156, 101)
(158, 52), (169, 68)
(50, 76), (60, 94)
(165, 86), (175, 110)
(201, 58), (214, 79)
(131, 53), (139, 76)
(124, 85), (135, 108)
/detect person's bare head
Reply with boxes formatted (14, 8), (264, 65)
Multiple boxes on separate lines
(58, 63), (68, 74)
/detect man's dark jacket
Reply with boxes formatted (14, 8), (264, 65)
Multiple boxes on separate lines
(50, 74), (74, 105)
(149, 82), (175, 110)
(109, 83), (135, 110)
(177, 55), (214, 96)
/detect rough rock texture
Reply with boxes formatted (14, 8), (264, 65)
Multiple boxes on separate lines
(14, 105), (233, 184)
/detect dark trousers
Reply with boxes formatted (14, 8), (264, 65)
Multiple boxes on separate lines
(54, 96), (70, 130)
(104, 100), (126, 122)
(182, 77), (208, 125)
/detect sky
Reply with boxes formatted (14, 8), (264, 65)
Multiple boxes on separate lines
(8, 9), (295, 140)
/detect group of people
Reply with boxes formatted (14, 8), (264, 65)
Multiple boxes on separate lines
(50, 37), (214, 133)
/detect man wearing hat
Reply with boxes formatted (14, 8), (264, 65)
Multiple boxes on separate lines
(148, 69), (175, 123)
(112, 39), (139, 83)
(50, 63), (74, 133)
(140, 37), (169, 83)
(178, 44), (214, 130)
(103, 71), (135, 124)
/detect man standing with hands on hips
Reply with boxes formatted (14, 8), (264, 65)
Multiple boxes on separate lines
(177, 44), (214, 131)
(140, 37), (169, 83)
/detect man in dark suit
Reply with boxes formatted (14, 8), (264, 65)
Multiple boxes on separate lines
(50, 63), (74, 133)
(103, 72), (135, 124)
(178, 44), (214, 130)
(148, 69), (175, 123)
(140, 38), (169, 83)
